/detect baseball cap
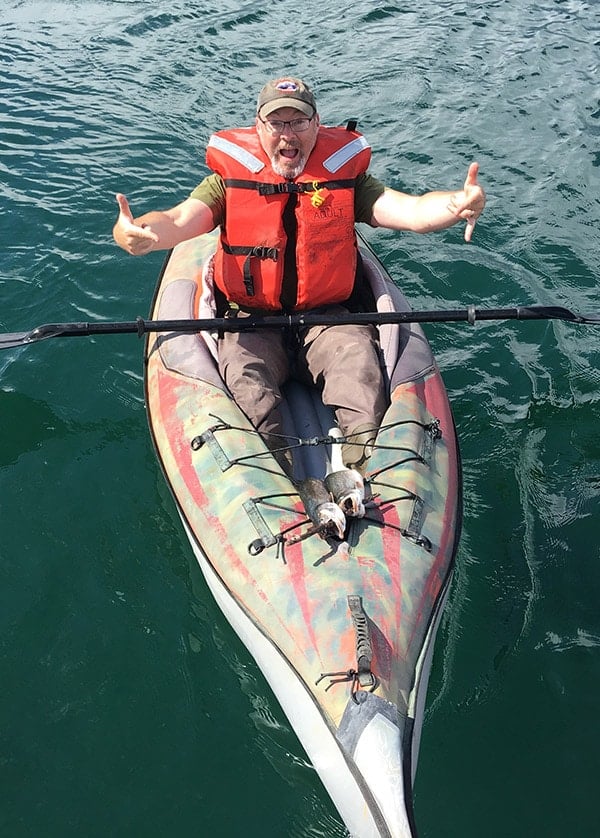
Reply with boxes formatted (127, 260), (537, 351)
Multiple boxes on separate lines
(256, 77), (316, 118)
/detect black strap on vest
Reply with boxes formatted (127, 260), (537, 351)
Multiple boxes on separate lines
(280, 192), (298, 310)
(220, 242), (278, 297)
(223, 177), (356, 196)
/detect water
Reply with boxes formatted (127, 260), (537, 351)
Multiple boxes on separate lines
(1, 1), (599, 835)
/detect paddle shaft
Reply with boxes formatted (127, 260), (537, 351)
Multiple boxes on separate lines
(2, 305), (599, 351)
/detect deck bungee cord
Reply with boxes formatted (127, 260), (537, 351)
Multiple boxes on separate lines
(189, 413), (439, 556)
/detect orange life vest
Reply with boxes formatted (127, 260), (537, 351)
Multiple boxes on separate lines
(205, 125), (371, 311)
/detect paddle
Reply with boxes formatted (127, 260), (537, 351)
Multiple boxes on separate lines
(2, 305), (599, 351)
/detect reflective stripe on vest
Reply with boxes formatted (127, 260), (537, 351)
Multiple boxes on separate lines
(206, 134), (265, 174)
(323, 136), (371, 173)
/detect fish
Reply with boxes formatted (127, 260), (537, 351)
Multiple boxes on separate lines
(324, 468), (366, 518)
(295, 477), (347, 540)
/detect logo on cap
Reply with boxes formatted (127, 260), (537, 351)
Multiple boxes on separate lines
(276, 81), (299, 91)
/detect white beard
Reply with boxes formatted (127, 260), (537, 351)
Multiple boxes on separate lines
(271, 152), (307, 180)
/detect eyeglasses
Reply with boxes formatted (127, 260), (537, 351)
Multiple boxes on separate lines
(258, 115), (314, 134)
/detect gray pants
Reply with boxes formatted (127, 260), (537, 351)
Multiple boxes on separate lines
(218, 305), (387, 455)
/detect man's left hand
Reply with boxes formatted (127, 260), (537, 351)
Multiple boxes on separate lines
(447, 162), (486, 242)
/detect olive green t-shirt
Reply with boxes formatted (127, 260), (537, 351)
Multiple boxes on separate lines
(189, 171), (386, 227)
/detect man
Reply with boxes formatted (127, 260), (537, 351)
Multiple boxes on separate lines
(114, 76), (485, 487)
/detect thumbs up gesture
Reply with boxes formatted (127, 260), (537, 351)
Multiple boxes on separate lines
(113, 193), (160, 255)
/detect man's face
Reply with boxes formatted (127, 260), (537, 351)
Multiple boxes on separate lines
(256, 106), (320, 179)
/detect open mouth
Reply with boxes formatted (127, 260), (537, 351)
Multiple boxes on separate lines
(271, 146), (306, 178)
(278, 147), (300, 161)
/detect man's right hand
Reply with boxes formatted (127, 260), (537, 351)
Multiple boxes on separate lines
(113, 193), (160, 255)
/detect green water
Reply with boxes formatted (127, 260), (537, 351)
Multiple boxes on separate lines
(2, 2), (599, 836)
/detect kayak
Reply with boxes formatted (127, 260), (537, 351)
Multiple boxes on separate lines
(144, 229), (462, 837)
